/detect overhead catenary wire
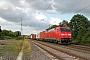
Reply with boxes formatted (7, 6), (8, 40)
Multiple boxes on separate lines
(38, 0), (55, 13)
(61, 0), (81, 14)
(38, 0), (55, 28)
(45, 0), (55, 11)
(61, 0), (81, 20)
(75, 4), (90, 13)
(39, 0), (80, 21)
(37, 0), (55, 13)
(62, 2), (90, 20)
(39, 0), (46, 10)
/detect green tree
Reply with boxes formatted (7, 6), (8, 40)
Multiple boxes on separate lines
(69, 14), (90, 43)
(46, 25), (57, 31)
(0, 30), (21, 40)
(14, 31), (21, 37)
(59, 20), (69, 26)
(46, 20), (69, 31)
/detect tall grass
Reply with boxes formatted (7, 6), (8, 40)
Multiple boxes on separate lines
(23, 39), (31, 57)
(0, 39), (31, 58)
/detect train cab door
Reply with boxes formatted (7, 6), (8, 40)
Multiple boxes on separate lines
(57, 28), (62, 43)
(55, 28), (60, 43)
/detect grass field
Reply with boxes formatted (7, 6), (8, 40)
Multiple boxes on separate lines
(0, 39), (23, 59)
(0, 39), (31, 59)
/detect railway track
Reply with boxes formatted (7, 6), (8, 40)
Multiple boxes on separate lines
(64, 44), (90, 54)
(33, 42), (63, 60)
(47, 43), (90, 54)
(32, 40), (88, 60)
(37, 40), (90, 54)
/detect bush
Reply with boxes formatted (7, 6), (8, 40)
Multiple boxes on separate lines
(16, 36), (24, 40)
(0, 36), (5, 40)
(0, 36), (12, 40)
(4, 36), (12, 39)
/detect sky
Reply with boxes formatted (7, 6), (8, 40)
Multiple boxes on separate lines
(0, 0), (90, 35)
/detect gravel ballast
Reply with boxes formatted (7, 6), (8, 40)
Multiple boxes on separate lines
(23, 40), (52, 60)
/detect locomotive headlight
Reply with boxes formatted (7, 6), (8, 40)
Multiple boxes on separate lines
(61, 34), (64, 35)
(68, 34), (71, 35)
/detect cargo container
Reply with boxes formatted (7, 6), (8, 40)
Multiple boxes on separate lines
(30, 34), (36, 40)
(36, 33), (40, 40)
(40, 31), (46, 40)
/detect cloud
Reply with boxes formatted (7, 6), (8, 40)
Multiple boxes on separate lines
(0, 17), (7, 24)
(0, 0), (49, 31)
(46, 10), (57, 14)
(26, 0), (51, 10)
(22, 12), (49, 30)
(0, 17), (20, 32)
(53, 0), (90, 14)
(0, 0), (90, 35)
(0, 1), (26, 23)
(35, 13), (47, 21)
(50, 17), (62, 25)
(0, 17), (15, 25)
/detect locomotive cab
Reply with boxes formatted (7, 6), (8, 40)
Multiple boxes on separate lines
(56, 27), (72, 44)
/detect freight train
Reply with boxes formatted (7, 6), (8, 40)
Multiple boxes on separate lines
(30, 26), (72, 44)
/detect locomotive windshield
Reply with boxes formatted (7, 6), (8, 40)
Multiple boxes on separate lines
(60, 28), (70, 32)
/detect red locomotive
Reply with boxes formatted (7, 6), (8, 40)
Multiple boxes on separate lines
(44, 26), (72, 44)
(35, 26), (72, 44)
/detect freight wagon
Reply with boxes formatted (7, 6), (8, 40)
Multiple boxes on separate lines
(36, 31), (46, 40)
(40, 31), (46, 40)
(30, 34), (36, 40)
(36, 33), (40, 40)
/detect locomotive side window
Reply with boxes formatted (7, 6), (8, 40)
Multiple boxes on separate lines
(60, 28), (70, 32)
